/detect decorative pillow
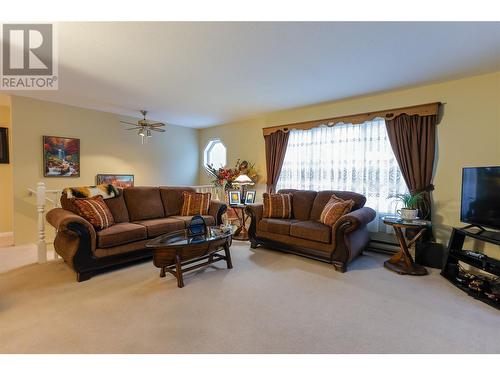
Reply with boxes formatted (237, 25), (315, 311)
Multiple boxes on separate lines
(181, 191), (211, 216)
(64, 184), (119, 200)
(263, 193), (293, 219)
(73, 195), (115, 230)
(319, 194), (355, 226)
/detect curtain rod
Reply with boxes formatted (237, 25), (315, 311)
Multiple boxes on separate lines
(262, 102), (441, 136)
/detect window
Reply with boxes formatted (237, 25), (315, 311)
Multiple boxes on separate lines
(204, 139), (227, 169)
(276, 119), (408, 232)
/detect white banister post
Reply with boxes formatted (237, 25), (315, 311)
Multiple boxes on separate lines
(36, 182), (47, 264)
(52, 192), (60, 259)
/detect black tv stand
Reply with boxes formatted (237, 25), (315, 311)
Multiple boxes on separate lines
(442, 227), (500, 309)
(461, 224), (486, 235)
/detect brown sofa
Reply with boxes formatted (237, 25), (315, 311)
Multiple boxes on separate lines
(46, 186), (227, 282)
(246, 189), (376, 272)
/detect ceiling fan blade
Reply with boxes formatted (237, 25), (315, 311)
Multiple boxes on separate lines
(147, 122), (165, 127)
(126, 127), (142, 130)
(120, 121), (139, 126)
(150, 128), (166, 132)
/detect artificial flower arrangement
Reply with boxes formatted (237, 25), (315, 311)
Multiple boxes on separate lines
(206, 159), (258, 190)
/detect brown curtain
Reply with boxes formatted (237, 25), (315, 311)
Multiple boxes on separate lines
(385, 114), (437, 220)
(264, 130), (290, 193)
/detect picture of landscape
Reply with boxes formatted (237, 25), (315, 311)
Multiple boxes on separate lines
(43, 136), (80, 177)
(96, 174), (134, 188)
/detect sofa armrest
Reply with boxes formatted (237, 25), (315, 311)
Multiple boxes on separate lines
(208, 200), (227, 225)
(245, 203), (263, 222)
(46, 208), (97, 265)
(334, 206), (376, 233)
(245, 203), (263, 246)
(331, 207), (376, 269)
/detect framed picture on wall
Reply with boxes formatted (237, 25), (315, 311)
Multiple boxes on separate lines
(96, 174), (134, 188)
(244, 190), (256, 204)
(228, 190), (241, 205)
(0, 127), (9, 164)
(43, 136), (80, 177)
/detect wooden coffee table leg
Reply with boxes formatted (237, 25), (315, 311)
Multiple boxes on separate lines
(175, 254), (184, 288)
(160, 267), (166, 278)
(224, 242), (233, 269)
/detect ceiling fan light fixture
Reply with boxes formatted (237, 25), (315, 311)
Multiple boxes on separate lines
(121, 110), (166, 143)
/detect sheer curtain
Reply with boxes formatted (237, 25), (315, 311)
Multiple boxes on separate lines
(276, 118), (408, 232)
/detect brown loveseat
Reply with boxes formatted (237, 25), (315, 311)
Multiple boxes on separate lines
(246, 189), (376, 272)
(46, 186), (226, 282)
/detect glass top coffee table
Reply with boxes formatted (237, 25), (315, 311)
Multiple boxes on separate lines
(146, 227), (233, 288)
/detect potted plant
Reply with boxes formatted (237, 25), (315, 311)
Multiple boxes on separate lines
(393, 192), (424, 220)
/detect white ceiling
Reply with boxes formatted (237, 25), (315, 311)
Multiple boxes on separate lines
(9, 22), (500, 128)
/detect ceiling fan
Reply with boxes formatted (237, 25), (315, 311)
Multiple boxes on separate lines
(120, 110), (166, 144)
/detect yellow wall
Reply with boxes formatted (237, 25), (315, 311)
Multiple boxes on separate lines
(0, 98), (13, 234)
(199, 72), (500, 255)
(11, 96), (199, 245)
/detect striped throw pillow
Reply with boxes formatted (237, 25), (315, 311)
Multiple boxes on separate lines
(263, 193), (293, 219)
(181, 192), (211, 216)
(319, 194), (355, 226)
(73, 195), (115, 230)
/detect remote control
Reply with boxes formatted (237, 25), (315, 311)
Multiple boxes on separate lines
(464, 250), (485, 259)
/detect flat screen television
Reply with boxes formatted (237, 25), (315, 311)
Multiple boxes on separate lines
(461, 166), (500, 230)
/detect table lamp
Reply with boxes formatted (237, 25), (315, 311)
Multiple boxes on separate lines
(234, 174), (254, 203)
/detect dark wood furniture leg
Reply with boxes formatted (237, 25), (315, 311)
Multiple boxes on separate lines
(160, 267), (166, 278)
(224, 243), (233, 269)
(175, 254), (185, 288)
(384, 226), (428, 276)
(233, 207), (249, 241)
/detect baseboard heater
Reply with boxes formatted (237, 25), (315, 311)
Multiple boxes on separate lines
(366, 232), (399, 255)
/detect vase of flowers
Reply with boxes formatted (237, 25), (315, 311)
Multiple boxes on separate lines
(205, 159), (259, 202)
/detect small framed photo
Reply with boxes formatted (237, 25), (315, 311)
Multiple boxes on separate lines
(228, 190), (241, 205)
(244, 190), (256, 204)
(96, 174), (135, 188)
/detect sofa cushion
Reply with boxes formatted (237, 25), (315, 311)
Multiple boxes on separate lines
(258, 218), (298, 235)
(94, 239), (149, 258)
(180, 191), (211, 216)
(278, 189), (317, 220)
(310, 190), (366, 221)
(96, 222), (147, 248)
(258, 231), (332, 254)
(170, 215), (215, 227)
(104, 190), (130, 223)
(319, 195), (355, 226)
(290, 220), (331, 244)
(134, 217), (185, 238)
(123, 187), (165, 221)
(73, 196), (115, 230)
(263, 193), (293, 218)
(160, 187), (196, 217)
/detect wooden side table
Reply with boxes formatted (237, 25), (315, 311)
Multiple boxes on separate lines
(382, 216), (431, 276)
(230, 204), (250, 241)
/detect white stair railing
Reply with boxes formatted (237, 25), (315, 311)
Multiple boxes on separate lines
(27, 182), (62, 264)
(192, 184), (224, 201)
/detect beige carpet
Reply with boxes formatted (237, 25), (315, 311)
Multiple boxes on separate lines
(0, 242), (498, 354)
